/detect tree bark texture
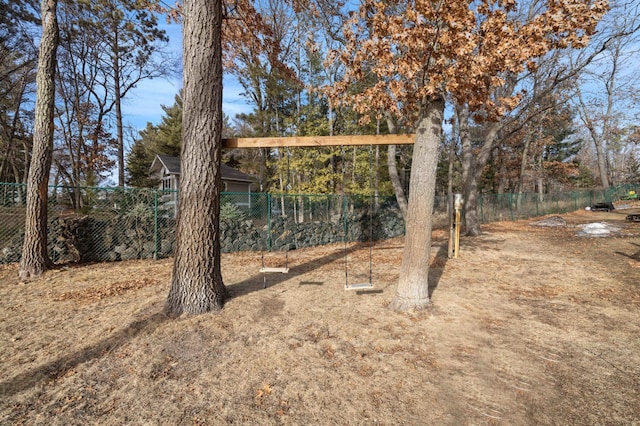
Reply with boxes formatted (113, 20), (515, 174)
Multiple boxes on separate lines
(591, 126), (610, 189)
(516, 134), (532, 209)
(165, 0), (229, 315)
(387, 144), (408, 219)
(113, 26), (125, 187)
(19, 0), (59, 280)
(457, 103), (482, 236)
(385, 114), (408, 219)
(460, 106), (500, 237)
(389, 99), (444, 312)
(447, 115), (456, 259)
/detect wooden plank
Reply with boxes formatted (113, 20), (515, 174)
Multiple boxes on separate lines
(222, 134), (415, 149)
(260, 267), (290, 273)
(344, 282), (374, 291)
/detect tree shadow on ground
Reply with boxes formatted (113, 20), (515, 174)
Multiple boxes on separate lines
(0, 310), (168, 398)
(615, 242), (640, 261)
(228, 239), (450, 301)
(457, 236), (506, 253)
(226, 242), (374, 298)
(428, 242), (449, 298)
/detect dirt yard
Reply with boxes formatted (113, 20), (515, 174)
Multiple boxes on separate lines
(1, 208), (639, 425)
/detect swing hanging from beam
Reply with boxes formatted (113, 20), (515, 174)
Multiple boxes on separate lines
(250, 133), (399, 289)
(260, 148), (291, 287)
(260, 241), (290, 287)
(343, 144), (375, 291)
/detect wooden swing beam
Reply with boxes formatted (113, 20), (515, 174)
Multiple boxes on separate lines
(231, 133), (414, 287)
(221, 134), (415, 149)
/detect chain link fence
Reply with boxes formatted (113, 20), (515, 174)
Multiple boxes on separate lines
(0, 183), (407, 264)
(1, 182), (638, 264)
(475, 185), (639, 223)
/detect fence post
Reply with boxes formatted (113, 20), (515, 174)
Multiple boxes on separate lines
(508, 193), (514, 221)
(267, 193), (272, 251)
(154, 189), (159, 260)
(343, 194), (348, 242)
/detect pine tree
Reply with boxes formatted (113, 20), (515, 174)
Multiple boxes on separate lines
(125, 134), (156, 187)
(152, 94), (183, 157)
(19, 0), (59, 280)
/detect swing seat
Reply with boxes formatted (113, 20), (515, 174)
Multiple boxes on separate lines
(260, 267), (290, 273)
(344, 282), (373, 291)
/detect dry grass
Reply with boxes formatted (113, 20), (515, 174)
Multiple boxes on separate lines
(1, 209), (639, 425)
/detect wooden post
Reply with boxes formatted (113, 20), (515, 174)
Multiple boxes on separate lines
(448, 194), (454, 259)
(454, 208), (461, 258)
(453, 194), (463, 258)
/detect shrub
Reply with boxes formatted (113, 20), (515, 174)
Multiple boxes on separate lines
(220, 202), (246, 221)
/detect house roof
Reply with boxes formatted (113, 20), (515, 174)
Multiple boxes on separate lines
(150, 154), (254, 183)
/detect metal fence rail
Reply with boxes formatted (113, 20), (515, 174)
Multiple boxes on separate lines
(0, 182), (637, 264)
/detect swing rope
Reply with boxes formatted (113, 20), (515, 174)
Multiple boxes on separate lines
(343, 144), (375, 291)
(260, 147), (291, 287)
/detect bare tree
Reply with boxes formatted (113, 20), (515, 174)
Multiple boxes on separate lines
(457, 0), (639, 235)
(52, 0), (175, 191)
(0, 0), (38, 184)
(572, 2), (640, 188)
(327, 0), (605, 311)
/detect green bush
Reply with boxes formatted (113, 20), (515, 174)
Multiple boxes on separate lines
(220, 202), (246, 221)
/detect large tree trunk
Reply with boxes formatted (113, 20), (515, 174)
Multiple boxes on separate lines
(385, 114), (408, 219)
(576, 87), (610, 189)
(19, 0), (59, 280)
(113, 26), (125, 187)
(387, 144), (408, 219)
(515, 135), (532, 209)
(165, 0), (229, 315)
(457, 103), (482, 236)
(390, 98), (444, 312)
(592, 129), (610, 189)
(537, 153), (544, 201)
(460, 105), (500, 237)
(447, 116), (456, 259)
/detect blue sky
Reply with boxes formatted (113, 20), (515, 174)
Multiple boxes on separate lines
(120, 21), (252, 135)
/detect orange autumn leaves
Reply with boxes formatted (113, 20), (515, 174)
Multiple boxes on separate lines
(326, 0), (608, 122)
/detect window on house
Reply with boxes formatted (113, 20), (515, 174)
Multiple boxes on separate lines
(162, 177), (172, 191)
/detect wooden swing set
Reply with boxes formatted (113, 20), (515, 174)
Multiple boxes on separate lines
(221, 134), (414, 149)
(223, 134), (415, 290)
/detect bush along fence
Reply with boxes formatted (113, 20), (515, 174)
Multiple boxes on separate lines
(1, 182), (638, 265)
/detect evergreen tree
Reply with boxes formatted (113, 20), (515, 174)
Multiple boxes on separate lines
(152, 93), (183, 157)
(623, 153), (640, 183)
(542, 105), (581, 163)
(571, 162), (597, 188)
(125, 92), (241, 187)
(19, 0), (59, 279)
(125, 123), (158, 187)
